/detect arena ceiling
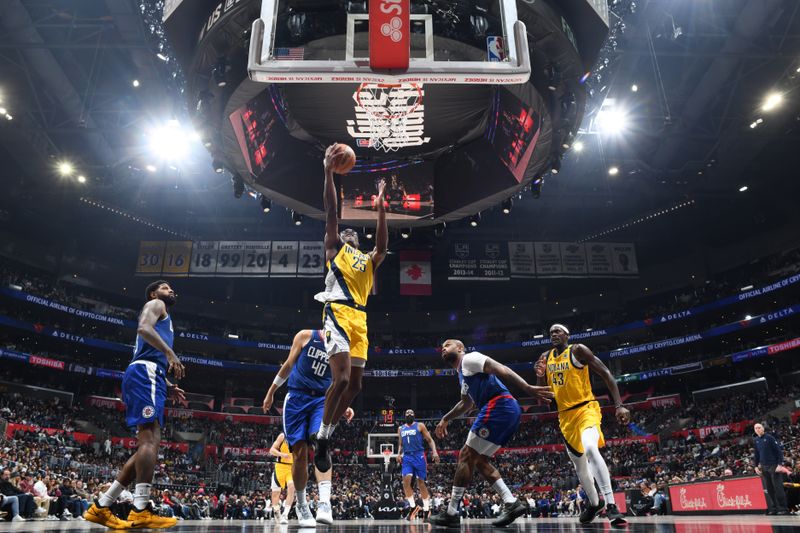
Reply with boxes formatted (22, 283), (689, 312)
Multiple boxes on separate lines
(0, 0), (799, 262)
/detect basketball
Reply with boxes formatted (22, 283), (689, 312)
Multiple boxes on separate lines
(330, 143), (356, 174)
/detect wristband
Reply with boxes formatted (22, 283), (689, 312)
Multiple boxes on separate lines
(273, 375), (287, 387)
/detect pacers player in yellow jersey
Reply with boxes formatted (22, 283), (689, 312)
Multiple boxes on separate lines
(268, 433), (295, 524)
(535, 324), (630, 526)
(313, 144), (388, 473)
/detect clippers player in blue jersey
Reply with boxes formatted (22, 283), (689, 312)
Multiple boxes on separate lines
(262, 329), (354, 527)
(85, 281), (186, 530)
(429, 339), (554, 528)
(398, 409), (439, 521)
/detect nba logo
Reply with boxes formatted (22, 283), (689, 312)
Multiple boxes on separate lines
(487, 36), (506, 62)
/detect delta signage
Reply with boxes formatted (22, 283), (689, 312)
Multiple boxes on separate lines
(669, 477), (767, 513)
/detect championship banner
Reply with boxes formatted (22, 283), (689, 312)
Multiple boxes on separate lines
(162, 241), (192, 276)
(508, 242), (535, 278)
(669, 477), (767, 513)
(534, 242), (562, 276)
(560, 242), (588, 275)
(400, 251), (432, 295)
(586, 242), (613, 275)
(447, 241), (509, 280)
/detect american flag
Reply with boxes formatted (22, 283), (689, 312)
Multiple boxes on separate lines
(274, 47), (304, 60)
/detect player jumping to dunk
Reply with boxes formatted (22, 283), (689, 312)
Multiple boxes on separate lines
(535, 324), (629, 525)
(429, 340), (554, 528)
(313, 144), (387, 473)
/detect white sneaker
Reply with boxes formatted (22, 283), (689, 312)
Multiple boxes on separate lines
(12, 515), (26, 522)
(296, 503), (316, 527)
(316, 502), (333, 525)
(280, 512), (289, 524)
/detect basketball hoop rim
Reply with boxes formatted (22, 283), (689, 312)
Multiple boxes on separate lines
(356, 82), (423, 120)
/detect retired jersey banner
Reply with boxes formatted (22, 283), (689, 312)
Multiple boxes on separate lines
(136, 241), (324, 278)
(400, 251), (432, 295)
(448, 241), (510, 280)
(534, 242), (562, 276)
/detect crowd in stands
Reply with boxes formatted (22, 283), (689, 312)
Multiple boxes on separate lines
(2, 380), (798, 522)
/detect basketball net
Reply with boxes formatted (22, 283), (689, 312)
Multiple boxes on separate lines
(355, 83), (423, 152)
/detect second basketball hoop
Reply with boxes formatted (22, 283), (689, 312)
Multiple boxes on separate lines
(354, 83), (424, 152)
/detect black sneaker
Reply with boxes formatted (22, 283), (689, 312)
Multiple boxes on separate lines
(314, 437), (332, 472)
(579, 498), (605, 524)
(428, 511), (461, 528)
(776, 510), (790, 516)
(492, 499), (529, 527)
(605, 503), (627, 526)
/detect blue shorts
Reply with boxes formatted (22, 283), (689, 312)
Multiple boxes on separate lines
(401, 452), (427, 480)
(283, 389), (326, 448)
(467, 394), (521, 456)
(122, 361), (167, 429)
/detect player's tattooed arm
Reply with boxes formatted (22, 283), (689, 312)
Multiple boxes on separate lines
(137, 299), (184, 380)
(263, 330), (312, 413)
(573, 343), (630, 424)
(372, 179), (388, 268)
(436, 395), (474, 439)
(483, 357), (554, 401)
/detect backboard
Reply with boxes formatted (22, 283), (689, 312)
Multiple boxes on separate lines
(248, 0), (530, 84)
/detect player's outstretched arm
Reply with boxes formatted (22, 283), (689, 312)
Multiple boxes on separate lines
(323, 144), (342, 262)
(436, 395), (474, 439)
(573, 344), (630, 424)
(372, 179), (388, 268)
(269, 433), (290, 460)
(137, 299), (184, 380)
(419, 423), (440, 462)
(263, 330), (311, 413)
(483, 357), (554, 401)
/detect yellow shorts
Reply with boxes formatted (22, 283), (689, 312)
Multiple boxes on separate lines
(271, 463), (293, 491)
(558, 400), (605, 455)
(323, 303), (368, 362)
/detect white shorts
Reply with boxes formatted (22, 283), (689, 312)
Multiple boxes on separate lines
(465, 431), (501, 457)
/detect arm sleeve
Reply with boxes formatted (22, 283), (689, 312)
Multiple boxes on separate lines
(461, 352), (487, 376)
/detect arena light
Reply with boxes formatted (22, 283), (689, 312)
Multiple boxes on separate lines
(762, 92), (783, 112)
(132, 79), (140, 88)
(156, 53), (169, 62)
(146, 164), (157, 172)
(573, 141), (584, 153)
(608, 166), (620, 176)
(57, 161), (75, 177)
(501, 198), (513, 214)
(148, 121), (190, 161)
(4, 114), (11, 121)
(738, 185), (749, 192)
(596, 100), (629, 135)
(631, 84), (639, 92)
(740, 285), (754, 291)
(227, 334), (239, 339)
(260, 196), (272, 213)
(212, 158), (225, 174)
(469, 213), (481, 227)
(291, 211), (303, 226)
(400, 228), (410, 239)
(365, 227), (373, 240)
(0, 107), (6, 115)
(77, 175), (87, 184)
(744, 315), (752, 321)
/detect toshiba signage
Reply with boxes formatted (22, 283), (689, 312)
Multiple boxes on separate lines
(669, 477), (767, 514)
